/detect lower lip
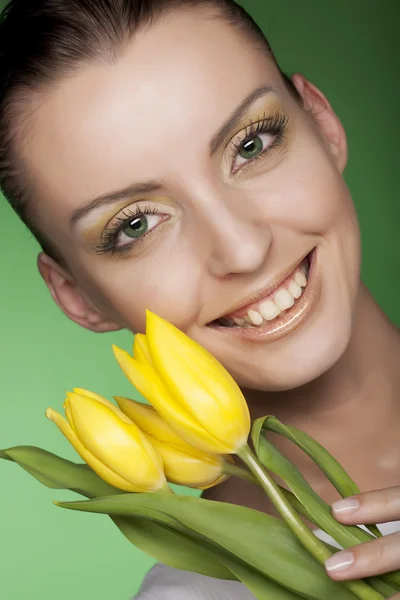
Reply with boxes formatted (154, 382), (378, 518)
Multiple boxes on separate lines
(209, 248), (320, 343)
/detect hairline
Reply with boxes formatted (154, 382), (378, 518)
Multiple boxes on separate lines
(1, 2), (295, 265)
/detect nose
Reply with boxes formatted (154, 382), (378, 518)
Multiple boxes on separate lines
(202, 204), (273, 279)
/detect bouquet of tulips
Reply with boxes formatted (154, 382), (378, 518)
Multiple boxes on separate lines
(2, 311), (399, 599)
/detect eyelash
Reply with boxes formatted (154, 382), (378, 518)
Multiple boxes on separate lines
(96, 114), (288, 256)
(230, 113), (289, 170)
(96, 204), (165, 256)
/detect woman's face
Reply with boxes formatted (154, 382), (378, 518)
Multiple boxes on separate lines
(22, 10), (360, 391)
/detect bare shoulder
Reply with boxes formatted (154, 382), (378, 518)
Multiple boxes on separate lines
(134, 564), (256, 599)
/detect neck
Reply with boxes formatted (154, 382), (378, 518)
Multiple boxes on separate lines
(205, 286), (400, 513)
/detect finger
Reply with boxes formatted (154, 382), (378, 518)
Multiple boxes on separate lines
(325, 532), (400, 580)
(389, 594), (400, 600)
(332, 486), (400, 524)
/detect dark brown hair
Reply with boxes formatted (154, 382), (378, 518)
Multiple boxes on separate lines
(0, 0), (298, 259)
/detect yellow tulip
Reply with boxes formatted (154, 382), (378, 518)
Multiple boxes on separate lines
(115, 396), (230, 489)
(113, 311), (250, 455)
(46, 390), (167, 493)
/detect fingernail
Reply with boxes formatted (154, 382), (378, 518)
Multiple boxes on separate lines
(332, 497), (360, 515)
(325, 551), (355, 572)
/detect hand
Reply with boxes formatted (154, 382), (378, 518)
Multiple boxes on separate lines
(324, 486), (400, 598)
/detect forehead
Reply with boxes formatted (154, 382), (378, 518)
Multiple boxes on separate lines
(22, 10), (280, 215)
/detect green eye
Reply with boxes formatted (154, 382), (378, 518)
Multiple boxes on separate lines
(122, 215), (149, 239)
(238, 135), (264, 160)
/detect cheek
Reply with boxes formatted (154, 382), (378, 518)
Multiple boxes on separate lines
(262, 148), (357, 234)
(283, 153), (361, 297)
(74, 240), (205, 333)
(247, 144), (361, 299)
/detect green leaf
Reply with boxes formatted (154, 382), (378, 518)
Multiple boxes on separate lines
(255, 436), (398, 597)
(366, 577), (400, 598)
(381, 572), (400, 590)
(0, 446), (284, 589)
(251, 420), (400, 598)
(116, 513), (304, 597)
(0, 446), (237, 582)
(1, 446), (119, 497)
(256, 435), (375, 544)
(252, 419), (381, 544)
(0, 449), (12, 460)
(56, 493), (358, 600)
(221, 558), (302, 600)
(113, 515), (235, 581)
(259, 418), (381, 539)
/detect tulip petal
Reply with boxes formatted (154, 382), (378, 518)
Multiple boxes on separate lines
(146, 311), (250, 452)
(113, 345), (229, 454)
(150, 438), (226, 489)
(113, 345), (163, 408)
(199, 473), (229, 490)
(133, 334), (154, 367)
(45, 408), (140, 492)
(116, 396), (231, 487)
(115, 396), (209, 458)
(73, 388), (133, 424)
(67, 393), (165, 491)
(64, 397), (76, 432)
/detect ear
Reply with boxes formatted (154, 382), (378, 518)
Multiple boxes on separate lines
(37, 253), (122, 333)
(291, 74), (348, 173)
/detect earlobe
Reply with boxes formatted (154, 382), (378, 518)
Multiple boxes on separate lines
(291, 73), (348, 172)
(37, 253), (122, 333)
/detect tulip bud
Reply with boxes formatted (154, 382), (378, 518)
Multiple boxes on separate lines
(46, 390), (167, 493)
(113, 311), (250, 455)
(115, 396), (229, 489)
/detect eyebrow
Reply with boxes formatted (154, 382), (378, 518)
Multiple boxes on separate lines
(71, 84), (276, 228)
(70, 180), (163, 227)
(209, 84), (276, 155)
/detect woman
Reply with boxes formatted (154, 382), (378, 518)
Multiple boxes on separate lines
(0, 0), (398, 598)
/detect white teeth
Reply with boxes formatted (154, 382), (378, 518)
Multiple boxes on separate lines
(248, 309), (264, 326)
(295, 271), (307, 287)
(274, 289), (295, 311)
(259, 300), (281, 321)
(233, 317), (246, 326)
(288, 280), (303, 299)
(222, 261), (309, 328)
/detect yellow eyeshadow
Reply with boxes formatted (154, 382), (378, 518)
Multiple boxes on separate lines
(232, 97), (288, 138)
(82, 222), (109, 246)
(79, 197), (174, 247)
(220, 99), (291, 177)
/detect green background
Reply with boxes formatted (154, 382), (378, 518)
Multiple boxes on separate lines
(0, 1), (398, 598)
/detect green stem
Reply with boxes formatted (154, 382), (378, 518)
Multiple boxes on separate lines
(238, 445), (332, 562)
(237, 444), (384, 600)
(222, 460), (321, 528)
(367, 577), (400, 598)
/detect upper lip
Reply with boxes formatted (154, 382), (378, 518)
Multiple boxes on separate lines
(207, 250), (311, 324)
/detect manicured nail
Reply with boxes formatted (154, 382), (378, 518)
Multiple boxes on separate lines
(325, 551), (355, 572)
(332, 497), (360, 515)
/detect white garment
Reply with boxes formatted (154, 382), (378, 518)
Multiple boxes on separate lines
(134, 521), (400, 599)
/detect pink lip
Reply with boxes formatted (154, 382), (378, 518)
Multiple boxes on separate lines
(228, 259), (309, 320)
(208, 248), (320, 343)
(208, 250), (313, 324)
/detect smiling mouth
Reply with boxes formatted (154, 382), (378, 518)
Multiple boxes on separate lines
(208, 249), (319, 342)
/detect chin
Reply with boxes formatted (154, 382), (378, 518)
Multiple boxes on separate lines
(203, 246), (360, 393)
(228, 303), (354, 392)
